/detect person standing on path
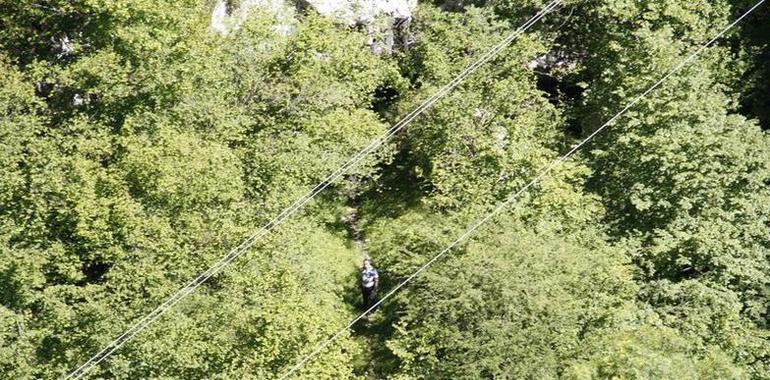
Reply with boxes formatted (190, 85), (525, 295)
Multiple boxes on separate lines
(360, 258), (379, 310)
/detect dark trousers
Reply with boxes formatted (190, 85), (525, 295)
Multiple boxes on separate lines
(362, 285), (377, 309)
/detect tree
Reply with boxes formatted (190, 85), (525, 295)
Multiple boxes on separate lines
(567, 1), (770, 375)
(0, 3), (401, 378)
(378, 217), (637, 379)
(567, 325), (746, 380)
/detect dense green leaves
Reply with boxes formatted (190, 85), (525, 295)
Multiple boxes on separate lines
(380, 222), (636, 379)
(0, 1), (399, 378)
(567, 325), (747, 380)
(565, 0), (770, 376)
(1, 0), (769, 379)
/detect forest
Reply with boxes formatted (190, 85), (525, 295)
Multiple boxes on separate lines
(1, 0), (769, 379)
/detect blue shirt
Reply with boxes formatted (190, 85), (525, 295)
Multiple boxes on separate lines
(361, 268), (379, 288)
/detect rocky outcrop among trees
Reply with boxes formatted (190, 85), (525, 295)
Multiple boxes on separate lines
(1, 0), (768, 378)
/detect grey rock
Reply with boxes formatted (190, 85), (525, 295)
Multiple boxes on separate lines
(211, 0), (417, 54)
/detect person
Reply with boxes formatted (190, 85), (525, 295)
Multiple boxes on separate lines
(360, 258), (379, 310)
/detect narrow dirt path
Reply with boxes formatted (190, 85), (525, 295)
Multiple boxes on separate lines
(343, 204), (393, 379)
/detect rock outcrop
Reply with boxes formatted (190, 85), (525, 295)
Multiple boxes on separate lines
(211, 0), (416, 54)
(211, 0), (295, 35)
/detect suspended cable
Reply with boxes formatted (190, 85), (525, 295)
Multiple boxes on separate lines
(277, 1), (767, 377)
(61, 1), (564, 378)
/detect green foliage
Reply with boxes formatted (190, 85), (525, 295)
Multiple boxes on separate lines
(121, 128), (245, 212)
(89, 219), (362, 379)
(381, 220), (636, 379)
(566, 1), (770, 375)
(383, 5), (569, 213)
(225, 12), (402, 214)
(582, 1), (770, 310)
(1, 0), (769, 379)
(567, 325), (747, 380)
(731, 1), (770, 130)
(0, 2), (400, 378)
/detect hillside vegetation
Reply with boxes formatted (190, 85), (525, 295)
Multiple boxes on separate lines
(0, 0), (768, 379)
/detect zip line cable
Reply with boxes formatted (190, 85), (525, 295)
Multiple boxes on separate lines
(62, 1), (564, 378)
(277, 1), (767, 377)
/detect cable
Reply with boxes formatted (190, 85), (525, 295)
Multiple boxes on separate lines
(277, 0), (767, 377)
(61, 1), (564, 378)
